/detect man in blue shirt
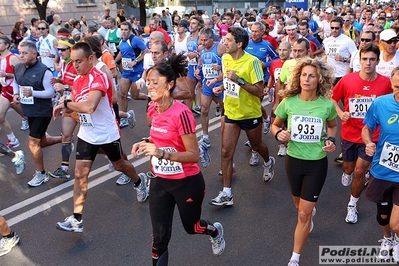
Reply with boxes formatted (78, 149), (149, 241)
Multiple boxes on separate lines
(298, 22), (323, 57)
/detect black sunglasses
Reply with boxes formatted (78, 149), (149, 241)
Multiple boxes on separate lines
(330, 26), (341, 30)
(57, 48), (69, 51)
(360, 38), (372, 42)
(383, 39), (398, 44)
(37, 27), (47, 30)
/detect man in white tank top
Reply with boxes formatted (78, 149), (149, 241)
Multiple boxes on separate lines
(376, 29), (399, 78)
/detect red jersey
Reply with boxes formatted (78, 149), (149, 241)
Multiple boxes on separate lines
(60, 59), (77, 86)
(262, 35), (278, 50)
(332, 72), (392, 143)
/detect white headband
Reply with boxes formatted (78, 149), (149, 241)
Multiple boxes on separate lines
(285, 24), (297, 30)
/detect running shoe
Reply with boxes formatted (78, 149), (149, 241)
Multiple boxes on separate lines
(215, 103), (221, 117)
(278, 144), (287, 157)
(20, 119), (29, 131)
(192, 105), (201, 115)
(209, 191), (233, 206)
(134, 173), (149, 202)
(394, 241), (399, 262)
(288, 259), (299, 266)
(263, 118), (271, 134)
(0, 233), (20, 257)
(116, 173), (131, 185)
(345, 205), (358, 224)
(334, 153), (343, 164)
(5, 138), (20, 149)
(377, 236), (394, 260)
(244, 140), (251, 148)
(365, 171), (370, 187)
(268, 87), (274, 103)
(56, 215), (83, 233)
(218, 163), (236, 176)
(127, 92), (132, 99)
(119, 118), (129, 128)
(199, 136), (211, 148)
(49, 167), (71, 179)
(309, 207), (316, 233)
(210, 222), (225, 256)
(28, 171), (50, 187)
(249, 151), (260, 166)
(263, 157), (276, 182)
(108, 159), (114, 172)
(12, 150), (26, 175)
(341, 172), (353, 187)
(127, 110), (136, 129)
(199, 142), (211, 168)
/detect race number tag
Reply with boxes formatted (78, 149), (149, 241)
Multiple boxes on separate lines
(122, 58), (133, 70)
(19, 86), (34, 105)
(223, 77), (240, 99)
(326, 43), (340, 57)
(39, 49), (49, 58)
(379, 141), (399, 173)
(203, 64), (218, 79)
(151, 147), (183, 175)
(291, 115), (323, 143)
(348, 97), (374, 118)
(108, 43), (117, 53)
(78, 113), (94, 127)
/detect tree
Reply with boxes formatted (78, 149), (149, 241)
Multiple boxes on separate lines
(32, 0), (50, 20)
(110, 0), (147, 26)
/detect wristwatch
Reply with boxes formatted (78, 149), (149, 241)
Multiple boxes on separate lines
(236, 78), (245, 86)
(343, 58), (347, 63)
(64, 85), (70, 91)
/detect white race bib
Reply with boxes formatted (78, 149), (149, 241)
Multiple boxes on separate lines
(109, 42), (117, 52)
(0, 77), (6, 87)
(291, 115), (323, 143)
(223, 77), (240, 99)
(121, 58), (133, 70)
(151, 147), (184, 175)
(379, 141), (399, 173)
(203, 64), (218, 79)
(348, 97), (374, 118)
(19, 86), (34, 105)
(78, 113), (94, 127)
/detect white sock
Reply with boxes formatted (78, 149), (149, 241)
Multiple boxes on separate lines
(348, 195), (359, 206)
(290, 252), (300, 262)
(7, 133), (16, 141)
(264, 116), (270, 122)
(264, 158), (272, 166)
(223, 187), (232, 197)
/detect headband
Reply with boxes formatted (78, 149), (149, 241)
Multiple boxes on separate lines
(285, 25), (297, 30)
(57, 32), (71, 38)
(58, 40), (73, 48)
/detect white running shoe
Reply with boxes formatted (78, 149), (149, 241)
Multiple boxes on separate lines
(127, 110), (136, 129)
(377, 236), (394, 260)
(345, 205), (358, 224)
(341, 172), (353, 187)
(209, 191), (233, 206)
(210, 222), (225, 256)
(56, 215), (83, 233)
(309, 207), (316, 233)
(365, 171), (370, 187)
(0, 233), (20, 257)
(12, 150), (26, 175)
(116, 173), (132, 185)
(20, 119), (29, 131)
(393, 240), (399, 262)
(288, 259), (299, 266)
(278, 144), (287, 157)
(263, 118), (271, 134)
(263, 157), (276, 182)
(28, 171), (50, 187)
(249, 151), (260, 166)
(135, 173), (149, 202)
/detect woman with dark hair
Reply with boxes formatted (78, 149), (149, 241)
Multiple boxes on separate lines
(131, 53), (225, 266)
(271, 58), (338, 266)
(11, 21), (24, 48)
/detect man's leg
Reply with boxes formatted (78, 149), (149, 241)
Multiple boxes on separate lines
(73, 160), (94, 215)
(129, 81), (148, 101)
(199, 94), (213, 146)
(0, 215), (19, 256)
(119, 77), (132, 112)
(28, 136), (45, 171)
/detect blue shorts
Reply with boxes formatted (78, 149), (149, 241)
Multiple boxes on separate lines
(224, 116), (262, 131)
(121, 71), (142, 82)
(202, 80), (223, 99)
(341, 139), (373, 162)
(187, 65), (197, 80)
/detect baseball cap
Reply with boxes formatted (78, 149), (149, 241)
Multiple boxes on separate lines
(178, 21), (188, 28)
(326, 7), (334, 14)
(380, 30), (398, 41)
(267, 19), (275, 26)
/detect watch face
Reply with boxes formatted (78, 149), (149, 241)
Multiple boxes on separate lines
(237, 78), (245, 85)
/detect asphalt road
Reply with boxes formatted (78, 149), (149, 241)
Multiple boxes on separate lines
(0, 98), (388, 266)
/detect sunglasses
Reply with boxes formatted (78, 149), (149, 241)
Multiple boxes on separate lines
(360, 38), (372, 42)
(57, 48), (69, 51)
(37, 27), (47, 30)
(383, 39), (398, 44)
(344, 20), (350, 22)
(330, 26), (341, 30)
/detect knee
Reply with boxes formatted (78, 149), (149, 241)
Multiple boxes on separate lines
(377, 202), (392, 227)
(251, 142), (265, 152)
(61, 133), (73, 142)
(200, 106), (209, 116)
(221, 147), (233, 159)
(297, 209), (311, 224)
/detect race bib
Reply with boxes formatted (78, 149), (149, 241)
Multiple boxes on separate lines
(78, 113), (94, 127)
(39, 49), (49, 58)
(122, 58), (133, 70)
(348, 97), (374, 118)
(151, 147), (184, 175)
(291, 115), (323, 143)
(0, 77), (6, 87)
(379, 142), (399, 173)
(326, 43), (340, 57)
(19, 86), (34, 105)
(223, 77), (240, 99)
(109, 42), (117, 52)
(203, 64), (218, 79)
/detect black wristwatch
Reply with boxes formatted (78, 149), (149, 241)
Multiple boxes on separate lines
(325, 136), (336, 145)
(64, 99), (72, 108)
(236, 78), (245, 86)
(64, 85), (70, 91)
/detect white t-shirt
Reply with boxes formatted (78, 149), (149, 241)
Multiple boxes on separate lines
(174, 34), (189, 56)
(37, 34), (57, 71)
(376, 50), (399, 78)
(349, 50), (361, 73)
(323, 34), (357, 77)
(321, 19), (331, 38)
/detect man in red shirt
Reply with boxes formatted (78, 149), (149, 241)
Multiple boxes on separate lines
(149, 16), (172, 50)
